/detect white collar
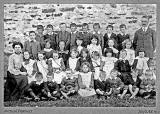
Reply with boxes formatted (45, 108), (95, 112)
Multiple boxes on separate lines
(93, 31), (100, 34)
(71, 31), (77, 34)
(36, 80), (43, 85)
(66, 76), (74, 80)
(29, 39), (36, 42)
(120, 32), (126, 36)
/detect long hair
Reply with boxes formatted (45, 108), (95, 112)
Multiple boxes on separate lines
(80, 62), (91, 72)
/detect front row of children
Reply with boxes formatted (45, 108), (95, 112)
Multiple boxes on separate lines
(23, 51), (156, 101)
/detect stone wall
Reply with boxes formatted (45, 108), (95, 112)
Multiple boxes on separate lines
(4, 4), (156, 51)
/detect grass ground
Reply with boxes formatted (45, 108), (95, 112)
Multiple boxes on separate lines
(4, 95), (156, 107)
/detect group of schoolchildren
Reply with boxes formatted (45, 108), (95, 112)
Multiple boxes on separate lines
(19, 22), (156, 102)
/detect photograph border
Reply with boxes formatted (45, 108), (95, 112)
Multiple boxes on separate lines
(0, 0), (160, 114)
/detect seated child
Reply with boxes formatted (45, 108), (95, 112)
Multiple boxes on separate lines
(114, 50), (134, 99)
(66, 48), (79, 77)
(132, 48), (149, 76)
(49, 51), (66, 84)
(75, 36), (84, 55)
(108, 69), (125, 97)
(128, 69), (142, 99)
(94, 71), (112, 99)
(101, 48), (117, 79)
(139, 69), (156, 99)
(26, 72), (47, 101)
(91, 51), (102, 80)
(78, 62), (96, 97)
(60, 69), (78, 99)
(75, 48), (94, 72)
(43, 72), (61, 100)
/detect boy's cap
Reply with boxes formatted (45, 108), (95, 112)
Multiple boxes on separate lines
(37, 25), (44, 29)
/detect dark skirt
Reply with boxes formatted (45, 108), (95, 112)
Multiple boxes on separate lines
(4, 71), (28, 101)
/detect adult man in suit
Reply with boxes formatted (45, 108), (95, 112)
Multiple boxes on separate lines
(133, 16), (156, 60)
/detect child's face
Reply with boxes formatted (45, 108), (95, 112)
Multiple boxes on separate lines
(47, 27), (53, 33)
(30, 33), (36, 41)
(71, 26), (77, 32)
(106, 52), (112, 57)
(107, 27), (113, 33)
(93, 25), (99, 32)
(45, 42), (51, 48)
(92, 54), (99, 60)
(82, 25), (88, 32)
(120, 51), (127, 59)
(82, 51), (87, 58)
(91, 38), (98, 45)
(108, 40), (114, 47)
(120, 27), (126, 33)
(59, 41), (65, 50)
(76, 39), (83, 46)
(36, 76), (43, 82)
(60, 24), (66, 31)
(47, 76), (53, 82)
(126, 42), (132, 49)
(82, 65), (89, 73)
(38, 54), (44, 60)
(24, 52), (30, 60)
(14, 45), (22, 53)
(100, 72), (106, 81)
(66, 71), (72, 78)
(71, 51), (77, 59)
(139, 52), (145, 58)
(37, 28), (43, 34)
(53, 53), (59, 60)
(111, 71), (118, 79)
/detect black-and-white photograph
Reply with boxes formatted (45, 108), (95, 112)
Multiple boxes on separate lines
(3, 4), (156, 107)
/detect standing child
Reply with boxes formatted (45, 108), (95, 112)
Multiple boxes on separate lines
(108, 69), (125, 97)
(43, 72), (61, 100)
(79, 23), (92, 48)
(103, 25), (117, 50)
(78, 62), (96, 97)
(132, 48), (149, 76)
(128, 69), (142, 99)
(70, 23), (79, 48)
(56, 23), (71, 50)
(94, 71), (112, 99)
(87, 35), (102, 57)
(36, 25), (45, 50)
(114, 50), (134, 99)
(139, 69), (156, 99)
(22, 51), (36, 84)
(117, 24), (130, 51)
(101, 48), (118, 79)
(44, 24), (57, 50)
(91, 51), (102, 80)
(58, 41), (69, 67)
(75, 48), (94, 72)
(60, 69), (78, 99)
(123, 39), (135, 65)
(24, 31), (41, 60)
(43, 41), (54, 59)
(49, 51), (66, 84)
(92, 23), (104, 49)
(26, 72), (46, 101)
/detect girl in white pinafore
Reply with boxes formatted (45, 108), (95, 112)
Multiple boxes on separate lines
(22, 51), (36, 84)
(50, 51), (66, 84)
(78, 62), (96, 97)
(102, 48), (117, 79)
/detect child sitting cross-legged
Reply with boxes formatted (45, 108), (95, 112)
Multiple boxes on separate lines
(43, 72), (61, 100)
(60, 69), (78, 99)
(108, 69), (125, 98)
(139, 69), (156, 99)
(128, 69), (142, 99)
(94, 71), (112, 99)
(26, 72), (47, 101)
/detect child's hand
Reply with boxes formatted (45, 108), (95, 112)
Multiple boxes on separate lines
(48, 92), (51, 97)
(70, 90), (75, 93)
(21, 72), (27, 75)
(86, 88), (92, 91)
(52, 91), (57, 94)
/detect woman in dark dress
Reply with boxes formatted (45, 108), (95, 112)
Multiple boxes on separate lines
(4, 42), (28, 101)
